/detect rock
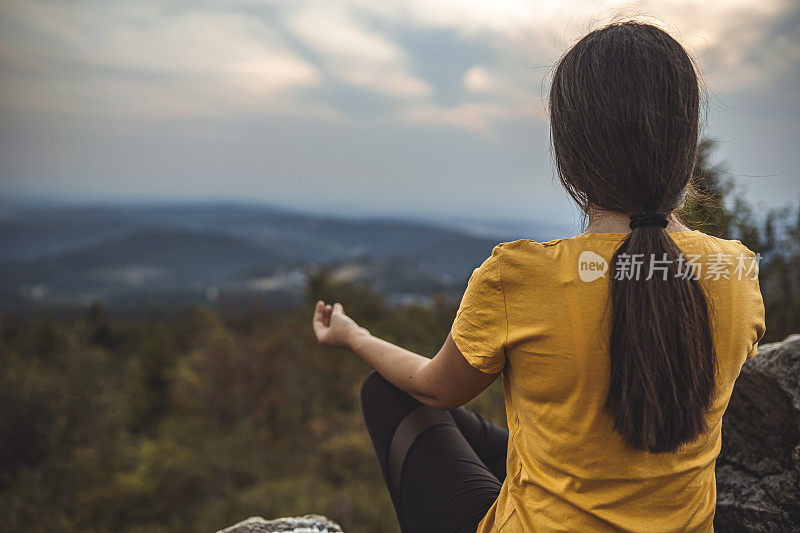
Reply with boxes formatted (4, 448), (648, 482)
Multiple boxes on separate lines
(715, 334), (800, 532)
(217, 515), (343, 533)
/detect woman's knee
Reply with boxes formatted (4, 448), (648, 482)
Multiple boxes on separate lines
(360, 370), (421, 423)
(360, 370), (390, 411)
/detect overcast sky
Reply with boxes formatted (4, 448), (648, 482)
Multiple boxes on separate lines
(0, 0), (797, 234)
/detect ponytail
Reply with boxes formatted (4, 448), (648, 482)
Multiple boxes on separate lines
(607, 223), (716, 452)
(549, 20), (714, 452)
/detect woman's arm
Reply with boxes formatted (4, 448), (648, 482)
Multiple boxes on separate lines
(312, 300), (498, 409)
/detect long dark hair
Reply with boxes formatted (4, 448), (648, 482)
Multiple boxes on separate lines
(549, 21), (716, 453)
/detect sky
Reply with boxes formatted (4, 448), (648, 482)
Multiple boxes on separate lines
(0, 0), (798, 235)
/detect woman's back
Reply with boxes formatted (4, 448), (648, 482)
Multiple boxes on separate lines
(317, 20), (771, 533)
(452, 230), (766, 532)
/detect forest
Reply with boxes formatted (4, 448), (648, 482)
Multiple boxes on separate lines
(1, 141), (798, 532)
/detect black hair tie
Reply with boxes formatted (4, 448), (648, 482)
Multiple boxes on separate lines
(629, 211), (668, 229)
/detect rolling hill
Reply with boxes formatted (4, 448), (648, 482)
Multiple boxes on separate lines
(0, 202), (536, 311)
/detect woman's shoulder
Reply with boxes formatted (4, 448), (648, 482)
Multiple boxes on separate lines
(492, 237), (563, 252)
(502, 230), (753, 250)
(485, 239), (565, 280)
(488, 230), (757, 263)
(491, 235), (623, 260)
(488, 236), (599, 269)
(487, 239), (550, 264)
(694, 232), (758, 256)
(489, 231), (759, 277)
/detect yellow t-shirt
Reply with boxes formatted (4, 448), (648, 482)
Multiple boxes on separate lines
(451, 230), (766, 533)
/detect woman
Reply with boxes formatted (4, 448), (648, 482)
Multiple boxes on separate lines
(312, 21), (765, 533)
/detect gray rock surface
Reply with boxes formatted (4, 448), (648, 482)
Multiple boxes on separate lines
(715, 334), (800, 532)
(217, 515), (343, 533)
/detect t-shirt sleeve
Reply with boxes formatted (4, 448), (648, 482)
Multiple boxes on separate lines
(746, 282), (766, 361)
(451, 245), (508, 374)
(743, 250), (766, 361)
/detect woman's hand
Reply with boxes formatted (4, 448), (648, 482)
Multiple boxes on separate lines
(312, 300), (370, 349)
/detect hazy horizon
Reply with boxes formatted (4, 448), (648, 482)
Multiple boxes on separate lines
(0, 194), (577, 243)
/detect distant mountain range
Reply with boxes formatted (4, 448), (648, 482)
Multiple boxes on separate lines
(0, 202), (549, 311)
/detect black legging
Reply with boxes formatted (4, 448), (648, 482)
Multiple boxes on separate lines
(360, 371), (508, 533)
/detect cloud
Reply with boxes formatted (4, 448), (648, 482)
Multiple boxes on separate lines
(396, 102), (510, 131)
(0, 0), (327, 119)
(463, 66), (500, 93)
(285, 2), (431, 99)
(2, 0), (796, 126)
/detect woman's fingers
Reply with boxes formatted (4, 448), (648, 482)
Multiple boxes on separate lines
(312, 300), (328, 341)
(313, 300), (324, 323)
(312, 300), (350, 345)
